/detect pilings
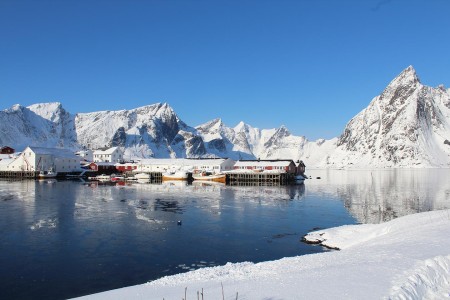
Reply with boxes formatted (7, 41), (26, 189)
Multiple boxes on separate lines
(0, 171), (39, 179)
(1, 170), (298, 185)
(227, 172), (295, 185)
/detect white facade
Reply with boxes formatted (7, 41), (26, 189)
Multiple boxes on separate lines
(76, 149), (94, 162)
(133, 159), (186, 173)
(132, 158), (235, 174)
(233, 160), (297, 173)
(93, 147), (123, 163)
(4, 146), (81, 173)
(188, 158), (235, 173)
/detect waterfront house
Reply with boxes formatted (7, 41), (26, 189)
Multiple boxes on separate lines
(130, 158), (235, 174)
(187, 158), (235, 174)
(132, 158), (189, 173)
(115, 161), (138, 173)
(75, 149), (94, 162)
(5, 146), (81, 173)
(233, 159), (297, 174)
(88, 162), (118, 174)
(296, 160), (306, 175)
(93, 147), (124, 163)
(0, 146), (15, 154)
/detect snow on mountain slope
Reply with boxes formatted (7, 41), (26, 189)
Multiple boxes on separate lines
(195, 118), (255, 159)
(75, 103), (204, 159)
(0, 102), (78, 150)
(320, 66), (450, 168)
(1, 66), (449, 168)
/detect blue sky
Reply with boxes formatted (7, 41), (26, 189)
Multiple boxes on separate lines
(1, 0), (449, 140)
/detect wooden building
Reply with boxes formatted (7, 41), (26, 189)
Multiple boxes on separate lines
(0, 146), (15, 154)
(93, 147), (124, 163)
(233, 159), (297, 174)
(5, 146), (81, 174)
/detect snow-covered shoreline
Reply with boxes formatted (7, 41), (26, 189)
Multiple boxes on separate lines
(74, 209), (450, 300)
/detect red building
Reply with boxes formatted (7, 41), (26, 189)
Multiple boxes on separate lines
(88, 162), (119, 174)
(233, 159), (298, 174)
(115, 162), (138, 172)
(0, 146), (15, 154)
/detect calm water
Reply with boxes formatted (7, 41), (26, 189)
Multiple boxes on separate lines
(1, 169), (449, 299)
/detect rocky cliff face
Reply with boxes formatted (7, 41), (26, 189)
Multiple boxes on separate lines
(0, 102), (78, 150)
(1, 66), (449, 167)
(74, 103), (206, 158)
(327, 66), (450, 168)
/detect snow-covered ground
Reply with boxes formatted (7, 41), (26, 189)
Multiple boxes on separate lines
(74, 209), (450, 300)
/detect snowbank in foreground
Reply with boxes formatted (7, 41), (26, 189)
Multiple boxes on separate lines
(75, 210), (450, 300)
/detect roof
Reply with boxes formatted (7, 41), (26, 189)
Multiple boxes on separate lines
(90, 162), (117, 166)
(26, 146), (79, 159)
(0, 158), (14, 166)
(1, 146), (14, 150)
(135, 158), (231, 166)
(235, 160), (295, 167)
(93, 147), (121, 155)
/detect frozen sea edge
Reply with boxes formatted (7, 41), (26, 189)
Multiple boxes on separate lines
(75, 209), (450, 300)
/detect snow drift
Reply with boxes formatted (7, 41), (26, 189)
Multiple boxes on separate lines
(73, 209), (450, 299)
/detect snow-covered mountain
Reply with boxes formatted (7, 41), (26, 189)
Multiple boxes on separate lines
(0, 102), (78, 150)
(1, 66), (449, 167)
(323, 66), (450, 168)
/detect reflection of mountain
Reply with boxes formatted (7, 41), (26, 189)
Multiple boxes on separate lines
(228, 184), (305, 202)
(305, 169), (450, 224)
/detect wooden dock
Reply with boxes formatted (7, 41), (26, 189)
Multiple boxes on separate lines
(226, 172), (295, 185)
(1, 170), (298, 185)
(0, 171), (39, 179)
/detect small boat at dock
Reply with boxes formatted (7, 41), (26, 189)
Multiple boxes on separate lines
(93, 174), (111, 182)
(38, 170), (57, 179)
(162, 170), (189, 181)
(192, 171), (226, 183)
(133, 173), (151, 180)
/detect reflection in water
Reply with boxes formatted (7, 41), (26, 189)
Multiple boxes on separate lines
(305, 169), (450, 223)
(1, 170), (449, 299)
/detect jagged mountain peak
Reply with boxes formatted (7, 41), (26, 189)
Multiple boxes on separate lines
(234, 121), (256, 133)
(196, 118), (224, 132)
(27, 102), (67, 123)
(333, 66), (450, 168)
(385, 65), (420, 89)
(2, 66), (449, 168)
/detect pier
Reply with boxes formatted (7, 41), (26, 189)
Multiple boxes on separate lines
(226, 172), (295, 185)
(0, 171), (39, 179)
(1, 170), (299, 185)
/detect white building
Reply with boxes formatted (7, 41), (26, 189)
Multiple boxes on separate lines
(75, 149), (94, 162)
(93, 147), (124, 163)
(4, 146), (81, 173)
(132, 158), (235, 174)
(187, 158), (235, 174)
(233, 159), (297, 174)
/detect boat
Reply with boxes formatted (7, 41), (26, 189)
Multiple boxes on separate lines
(162, 170), (189, 181)
(192, 171), (226, 183)
(133, 173), (151, 180)
(294, 174), (306, 184)
(38, 170), (57, 179)
(111, 174), (125, 182)
(95, 174), (111, 182)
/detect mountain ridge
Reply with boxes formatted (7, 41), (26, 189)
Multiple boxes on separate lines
(1, 66), (449, 168)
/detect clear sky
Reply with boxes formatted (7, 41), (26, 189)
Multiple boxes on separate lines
(1, 0), (449, 140)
